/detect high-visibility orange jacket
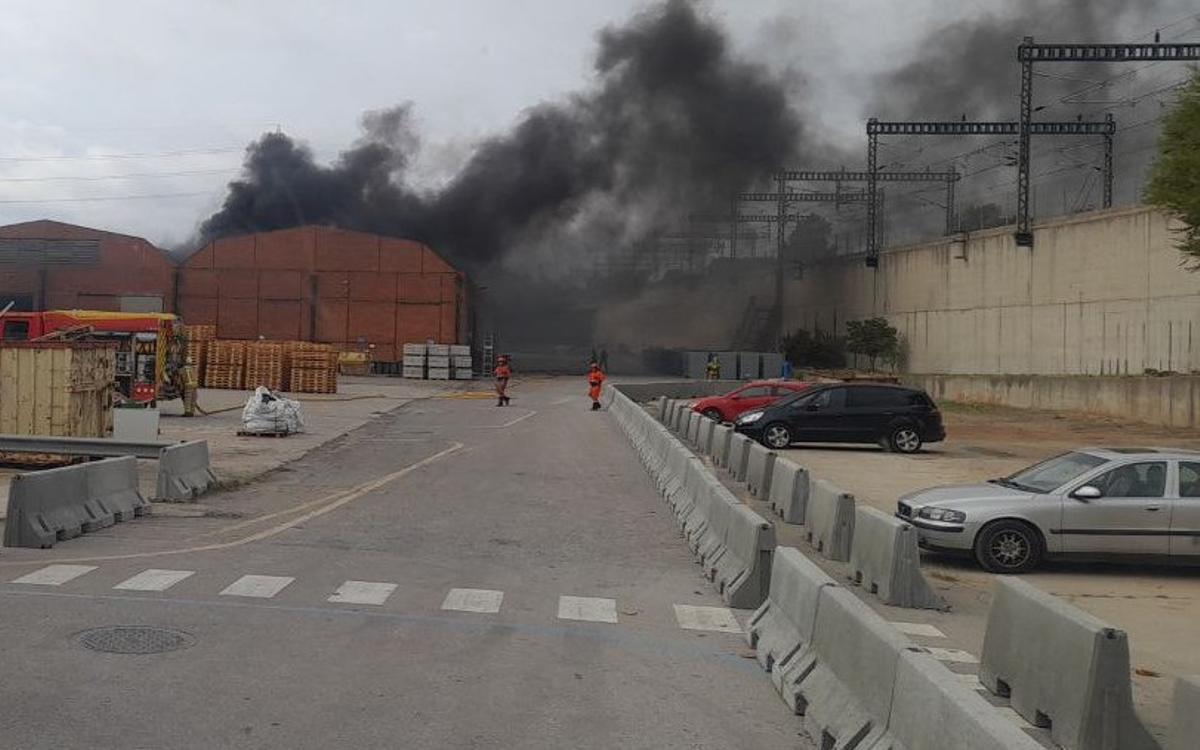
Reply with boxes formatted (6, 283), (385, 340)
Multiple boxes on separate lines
(588, 368), (606, 399)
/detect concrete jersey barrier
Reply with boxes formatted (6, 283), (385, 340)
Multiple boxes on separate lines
(4, 456), (149, 548)
(709, 423), (733, 467)
(727, 433), (753, 482)
(766, 457), (808, 524)
(696, 417), (716, 455)
(1169, 676), (1200, 750)
(979, 577), (1158, 750)
(786, 586), (908, 747)
(745, 442), (776, 498)
(889, 650), (1044, 750)
(746, 547), (837, 681)
(805, 479), (855, 562)
(849, 506), (947, 610)
(156, 440), (218, 502)
(712, 504), (776, 608)
(686, 411), (702, 445)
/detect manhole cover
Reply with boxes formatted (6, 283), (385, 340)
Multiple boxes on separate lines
(76, 626), (195, 654)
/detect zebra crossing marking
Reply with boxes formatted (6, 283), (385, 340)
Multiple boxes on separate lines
(12, 565), (97, 586)
(219, 575), (295, 599)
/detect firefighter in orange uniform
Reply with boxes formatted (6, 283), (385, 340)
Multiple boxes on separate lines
(588, 362), (606, 411)
(494, 355), (512, 407)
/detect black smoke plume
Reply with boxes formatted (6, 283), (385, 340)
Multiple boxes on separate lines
(197, 0), (805, 283)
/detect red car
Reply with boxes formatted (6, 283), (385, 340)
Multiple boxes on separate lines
(692, 380), (810, 423)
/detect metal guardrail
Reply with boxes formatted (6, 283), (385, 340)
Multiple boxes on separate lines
(0, 435), (178, 460)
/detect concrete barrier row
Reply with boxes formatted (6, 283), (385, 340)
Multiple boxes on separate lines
(748, 546), (1040, 750)
(4, 456), (151, 548)
(607, 385), (775, 608)
(662, 393), (944, 615)
(766, 456), (808, 524)
(849, 506), (947, 610)
(980, 577), (1158, 750)
(696, 417), (716, 455)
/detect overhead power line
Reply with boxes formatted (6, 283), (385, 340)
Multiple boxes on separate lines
(0, 168), (238, 183)
(0, 146), (245, 163)
(0, 191), (215, 204)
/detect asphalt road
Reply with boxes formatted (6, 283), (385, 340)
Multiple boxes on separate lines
(0, 378), (810, 749)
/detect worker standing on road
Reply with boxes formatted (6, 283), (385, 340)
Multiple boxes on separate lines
(177, 355), (199, 415)
(705, 354), (721, 380)
(494, 355), (512, 407)
(588, 362), (606, 411)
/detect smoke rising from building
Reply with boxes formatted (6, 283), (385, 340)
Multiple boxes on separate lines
(197, 0), (805, 284)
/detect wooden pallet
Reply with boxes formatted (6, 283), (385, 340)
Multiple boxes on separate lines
(237, 428), (292, 438)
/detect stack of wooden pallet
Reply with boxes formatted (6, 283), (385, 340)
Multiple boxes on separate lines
(287, 342), (338, 394)
(204, 340), (246, 389)
(184, 324), (216, 375)
(244, 342), (287, 391)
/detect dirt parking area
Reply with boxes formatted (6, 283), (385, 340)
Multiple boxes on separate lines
(767, 401), (1200, 737)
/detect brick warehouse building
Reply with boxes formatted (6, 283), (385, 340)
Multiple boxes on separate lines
(0, 220), (176, 312)
(0, 221), (469, 363)
(178, 226), (469, 362)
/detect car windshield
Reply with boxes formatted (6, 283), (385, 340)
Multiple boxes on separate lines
(998, 452), (1107, 493)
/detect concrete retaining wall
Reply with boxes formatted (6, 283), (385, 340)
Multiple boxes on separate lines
(909, 372), (1200, 429)
(784, 206), (1199, 378)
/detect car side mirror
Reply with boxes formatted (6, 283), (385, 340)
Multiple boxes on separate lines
(1072, 485), (1102, 502)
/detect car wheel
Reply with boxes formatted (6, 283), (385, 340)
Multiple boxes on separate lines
(762, 423), (792, 450)
(974, 520), (1043, 574)
(702, 409), (723, 422)
(888, 425), (923, 454)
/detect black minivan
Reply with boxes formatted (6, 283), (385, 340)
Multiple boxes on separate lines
(733, 382), (945, 453)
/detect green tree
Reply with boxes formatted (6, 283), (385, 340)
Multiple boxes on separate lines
(845, 317), (899, 371)
(1147, 70), (1200, 264)
(781, 329), (845, 370)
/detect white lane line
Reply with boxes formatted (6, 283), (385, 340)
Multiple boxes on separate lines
(328, 581), (397, 606)
(498, 410), (537, 428)
(551, 397), (574, 405)
(673, 604), (742, 633)
(12, 565), (97, 586)
(927, 647), (980, 664)
(995, 707), (1036, 730)
(219, 575), (294, 599)
(558, 596), (618, 624)
(890, 621), (946, 638)
(114, 569), (195, 592)
(441, 588), (504, 613)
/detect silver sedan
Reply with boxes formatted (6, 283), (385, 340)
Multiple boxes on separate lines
(898, 448), (1200, 572)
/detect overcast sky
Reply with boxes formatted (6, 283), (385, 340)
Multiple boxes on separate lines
(0, 0), (1175, 248)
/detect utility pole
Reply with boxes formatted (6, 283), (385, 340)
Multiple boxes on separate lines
(1015, 38), (1200, 246)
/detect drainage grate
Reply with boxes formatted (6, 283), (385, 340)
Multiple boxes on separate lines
(77, 626), (195, 654)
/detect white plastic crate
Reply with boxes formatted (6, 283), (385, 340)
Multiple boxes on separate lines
(428, 367), (451, 380)
(402, 343), (427, 355)
(449, 345), (470, 356)
(453, 371), (474, 380)
(427, 355), (450, 368)
(402, 366), (425, 379)
(427, 344), (451, 357)
(403, 354), (426, 366)
(452, 356), (472, 369)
